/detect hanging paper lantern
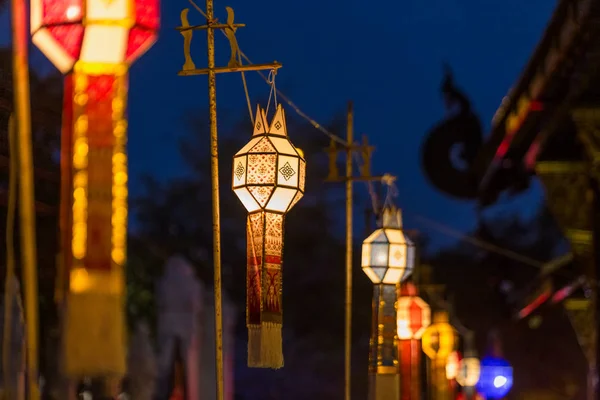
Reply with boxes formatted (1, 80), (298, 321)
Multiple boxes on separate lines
(446, 351), (461, 380)
(362, 206), (413, 399)
(30, 0), (159, 377)
(396, 282), (431, 340)
(457, 357), (481, 387)
(362, 207), (415, 284)
(31, 0), (159, 73)
(232, 104), (306, 369)
(422, 311), (455, 360)
(476, 356), (513, 399)
(397, 282), (429, 400)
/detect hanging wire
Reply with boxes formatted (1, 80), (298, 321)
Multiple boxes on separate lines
(265, 69), (278, 117)
(186, 0), (347, 145)
(380, 173), (398, 209)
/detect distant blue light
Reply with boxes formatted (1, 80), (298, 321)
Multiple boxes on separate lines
(476, 356), (513, 399)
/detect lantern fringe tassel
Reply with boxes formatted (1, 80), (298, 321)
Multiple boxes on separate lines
(246, 212), (284, 369)
(64, 292), (126, 376)
(248, 322), (283, 368)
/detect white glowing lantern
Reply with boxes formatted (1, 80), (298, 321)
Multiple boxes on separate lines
(361, 207), (414, 284)
(232, 104), (306, 214)
(457, 357), (481, 387)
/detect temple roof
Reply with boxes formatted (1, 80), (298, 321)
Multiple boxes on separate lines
(475, 0), (600, 205)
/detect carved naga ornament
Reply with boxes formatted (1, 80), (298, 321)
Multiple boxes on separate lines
(421, 66), (483, 199)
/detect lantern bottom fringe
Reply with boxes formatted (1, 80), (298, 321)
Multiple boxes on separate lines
(248, 325), (262, 367)
(247, 322), (283, 369)
(63, 291), (126, 378)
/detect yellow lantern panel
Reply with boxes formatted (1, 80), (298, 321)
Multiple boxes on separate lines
(236, 137), (262, 155)
(80, 25), (130, 64)
(270, 137), (298, 155)
(422, 312), (455, 360)
(247, 154), (277, 185)
(233, 155), (247, 186)
(384, 228), (406, 244)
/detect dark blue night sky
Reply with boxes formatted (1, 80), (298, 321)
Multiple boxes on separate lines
(0, 0), (557, 247)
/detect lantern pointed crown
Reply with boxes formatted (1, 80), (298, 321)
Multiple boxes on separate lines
(31, 0), (160, 73)
(361, 205), (415, 284)
(232, 104), (306, 214)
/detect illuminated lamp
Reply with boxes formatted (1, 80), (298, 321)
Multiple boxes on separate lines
(361, 206), (415, 285)
(446, 351), (461, 380)
(422, 311), (455, 400)
(457, 357), (481, 388)
(31, 0), (159, 377)
(397, 282), (430, 400)
(362, 206), (414, 400)
(396, 282), (431, 340)
(476, 356), (513, 399)
(232, 104), (306, 369)
(422, 311), (455, 360)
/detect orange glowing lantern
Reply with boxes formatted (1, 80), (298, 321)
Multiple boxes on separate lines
(31, 0), (159, 377)
(233, 104), (306, 369)
(397, 282), (431, 340)
(397, 282), (430, 400)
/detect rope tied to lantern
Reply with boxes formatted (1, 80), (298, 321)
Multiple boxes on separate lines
(232, 104), (306, 369)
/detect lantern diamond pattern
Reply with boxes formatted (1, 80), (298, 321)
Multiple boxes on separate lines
(279, 162), (295, 180)
(362, 207), (414, 285)
(235, 163), (245, 180)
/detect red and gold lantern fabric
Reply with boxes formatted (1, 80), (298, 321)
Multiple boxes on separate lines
(397, 282), (430, 400)
(397, 282), (430, 340)
(31, 0), (159, 73)
(232, 104), (306, 369)
(31, 0), (159, 377)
